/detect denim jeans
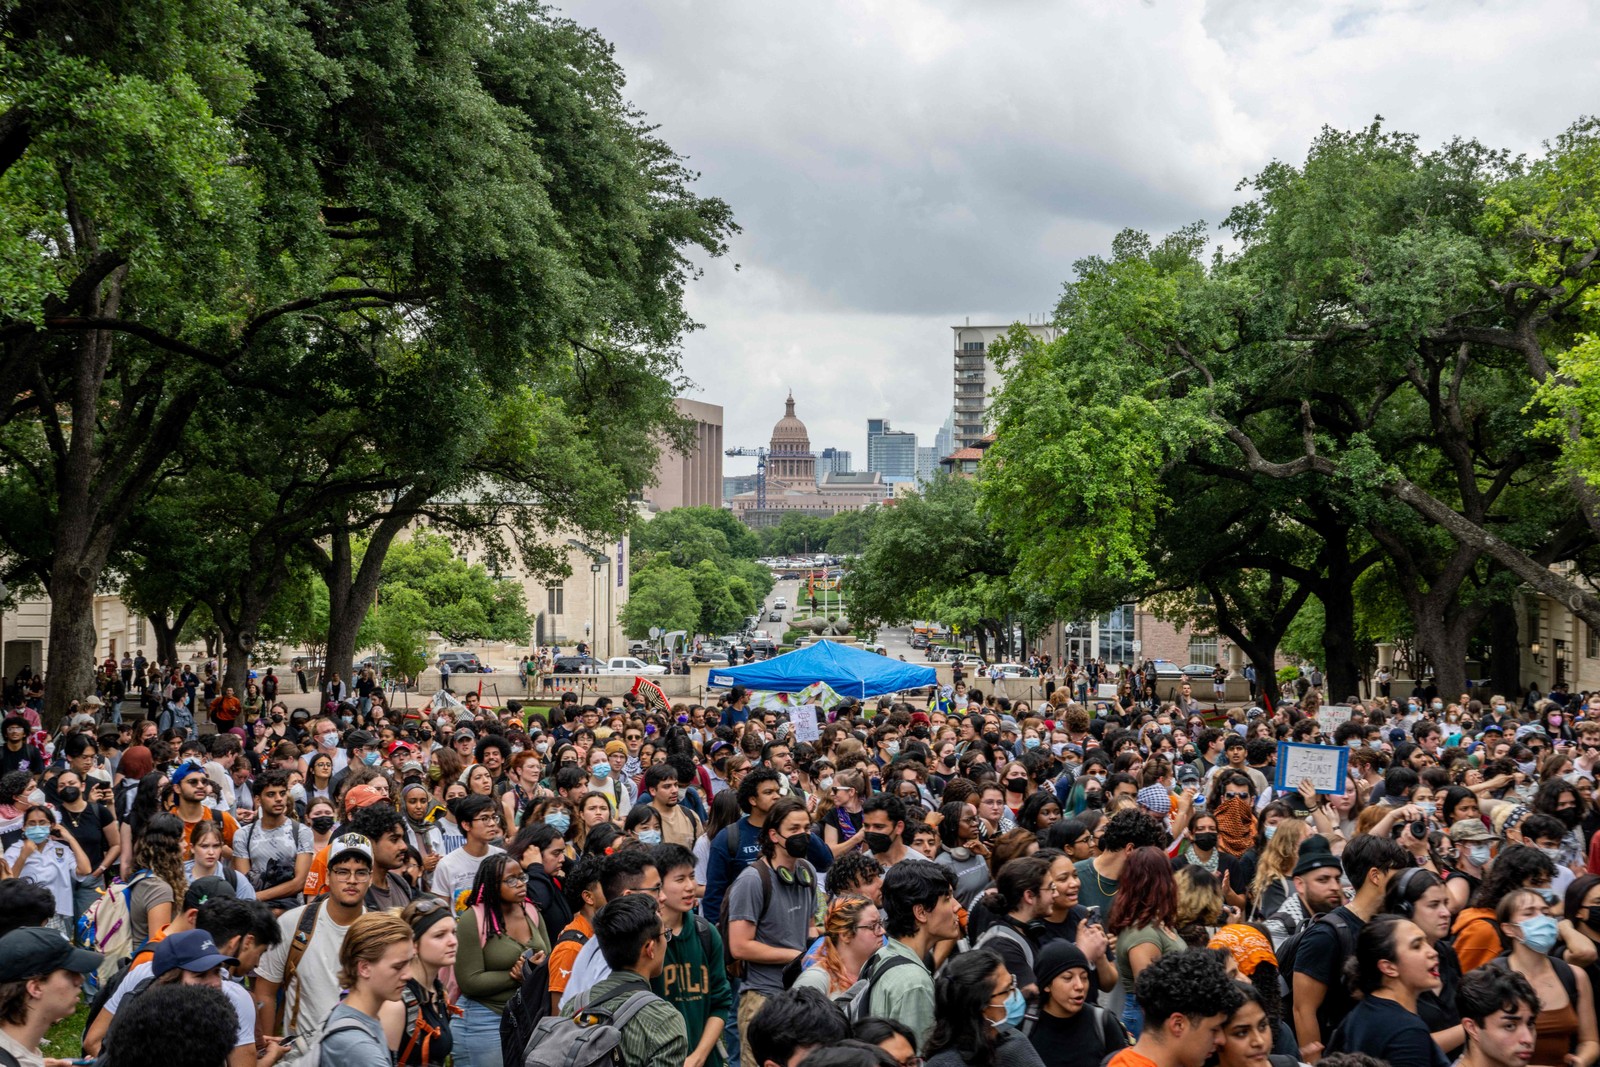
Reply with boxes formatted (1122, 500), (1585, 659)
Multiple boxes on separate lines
(450, 997), (502, 1067)
(1120, 994), (1144, 1039)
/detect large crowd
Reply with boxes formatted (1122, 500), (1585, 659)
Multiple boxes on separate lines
(1, 670), (1597, 1067)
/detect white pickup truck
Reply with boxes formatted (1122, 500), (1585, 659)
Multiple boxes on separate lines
(597, 656), (666, 676)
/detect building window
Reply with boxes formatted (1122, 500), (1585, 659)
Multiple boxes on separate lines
(547, 584), (565, 616)
(1187, 635), (1218, 665)
(962, 341), (985, 353)
(1097, 603), (1136, 664)
(1589, 623), (1598, 660)
(1528, 597), (1542, 650)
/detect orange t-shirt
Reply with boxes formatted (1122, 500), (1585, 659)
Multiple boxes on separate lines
(546, 913), (594, 995)
(1451, 907), (1503, 973)
(131, 923), (175, 968)
(171, 807), (239, 856)
(1107, 1050), (1160, 1067)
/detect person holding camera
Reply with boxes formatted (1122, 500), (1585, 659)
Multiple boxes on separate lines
(3, 802), (92, 935)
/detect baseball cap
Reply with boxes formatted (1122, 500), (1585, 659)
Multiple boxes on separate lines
(0, 927), (104, 982)
(170, 760), (207, 786)
(343, 784), (387, 814)
(328, 832), (374, 868)
(183, 875), (239, 909)
(453, 728), (476, 743)
(152, 929), (238, 977)
(1448, 819), (1496, 843)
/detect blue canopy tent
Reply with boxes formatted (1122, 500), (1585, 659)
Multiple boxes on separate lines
(707, 640), (937, 699)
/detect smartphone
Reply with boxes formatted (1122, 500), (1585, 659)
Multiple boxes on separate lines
(1086, 906), (1102, 926)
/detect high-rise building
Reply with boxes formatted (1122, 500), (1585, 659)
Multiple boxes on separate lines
(934, 411), (955, 461)
(644, 397), (723, 511)
(866, 418), (917, 479)
(951, 322), (1061, 450)
(915, 446), (938, 484)
(816, 448), (853, 485)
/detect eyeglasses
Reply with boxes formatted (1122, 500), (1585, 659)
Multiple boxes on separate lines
(504, 874), (528, 886)
(854, 921), (885, 934)
(328, 867), (372, 882)
(625, 735), (642, 742)
(987, 979), (1019, 1005)
(631, 883), (664, 896)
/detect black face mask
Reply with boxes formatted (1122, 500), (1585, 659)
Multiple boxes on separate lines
(311, 815), (337, 834)
(864, 831), (894, 854)
(1005, 779), (1027, 794)
(1559, 808), (1582, 829)
(1085, 791), (1106, 810)
(1584, 909), (1600, 934)
(57, 786), (82, 803)
(784, 832), (811, 859)
(1192, 832), (1218, 852)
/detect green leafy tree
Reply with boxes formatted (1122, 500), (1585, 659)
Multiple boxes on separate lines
(619, 566), (698, 639)
(370, 587), (430, 684)
(378, 533), (531, 647)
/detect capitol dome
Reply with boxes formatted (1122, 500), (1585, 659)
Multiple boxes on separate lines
(771, 391), (810, 448)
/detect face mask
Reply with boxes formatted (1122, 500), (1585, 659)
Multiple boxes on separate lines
(1348, 738), (1362, 749)
(1542, 846), (1563, 864)
(1160, 724), (1172, 735)
(885, 741), (900, 756)
(24, 824), (51, 844)
(27, 788), (46, 807)
(818, 777), (834, 791)
(57, 786), (82, 803)
(289, 783), (307, 805)
(1408, 703), (1418, 712)
(1024, 737), (1040, 750)
(591, 764), (611, 780)
(310, 815), (336, 834)
(1263, 824), (1277, 840)
(864, 831), (894, 854)
(1494, 705), (1506, 714)
(1468, 844), (1493, 867)
(1002, 986), (1027, 1027)
(1006, 778), (1027, 794)
(362, 751), (381, 766)
(784, 832), (811, 858)
(637, 830), (662, 845)
(535, 741), (549, 754)
(1192, 832), (1218, 852)
(339, 716), (352, 728)
(1090, 773), (1105, 785)
(1517, 914), (1560, 954)
(1551, 715), (1564, 727)
(1516, 760), (1537, 777)
(321, 732), (339, 748)
(1416, 802), (1436, 818)
(545, 811), (571, 834)
(511, 744), (523, 754)
(1432, 702), (1444, 711)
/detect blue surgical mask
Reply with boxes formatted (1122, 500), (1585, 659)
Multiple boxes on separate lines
(1517, 914), (1560, 954)
(1024, 737), (1040, 750)
(1468, 844), (1493, 867)
(636, 830), (662, 845)
(23, 825), (50, 844)
(1263, 824), (1277, 840)
(363, 751), (381, 766)
(545, 811), (571, 834)
(1160, 724), (1172, 735)
(591, 764), (611, 780)
(1416, 802), (1436, 818)
(1002, 986), (1027, 1027)
(321, 732), (339, 748)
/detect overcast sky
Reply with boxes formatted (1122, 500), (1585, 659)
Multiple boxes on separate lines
(559, 0), (1600, 475)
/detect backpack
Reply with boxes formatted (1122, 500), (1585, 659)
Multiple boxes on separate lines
(501, 938), (571, 1067)
(1020, 1002), (1127, 1052)
(399, 980), (461, 1067)
(1277, 909), (1356, 1032)
(522, 989), (661, 1067)
(78, 870), (153, 996)
(975, 920), (1035, 973)
(298, 1010), (377, 1067)
(279, 899), (325, 1033)
(240, 819), (307, 892)
(841, 951), (918, 1021)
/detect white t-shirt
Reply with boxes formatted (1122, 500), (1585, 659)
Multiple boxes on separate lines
(235, 817), (313, 902)
(105, 961), (254, 1050)
(256, 902), (357, 1058)
(430, 844), (504, 902)
(4, 838), (76, 916)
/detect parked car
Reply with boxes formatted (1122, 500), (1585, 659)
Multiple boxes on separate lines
(598, 656), (666, 676)
(552, 654), (600, 674)
(861, 643), (888, 656)
(1148, 659), (1189, 679)
(691, 650), (731, 666)
(987, 662), (1034, 678)
(437, 651), (487, 673)
(1180, 663), (1220, 677)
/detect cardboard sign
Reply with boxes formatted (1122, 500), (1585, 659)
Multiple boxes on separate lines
(1274, 741), (1350, 795)
(792, 704), (820, 743)
(1317, 704), (1353, 733)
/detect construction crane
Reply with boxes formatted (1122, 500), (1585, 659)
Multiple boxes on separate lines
(724, 445), (815, 509)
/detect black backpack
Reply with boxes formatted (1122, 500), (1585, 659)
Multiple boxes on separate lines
(1277, 909), (1357, 1037)
(500, 928), (585, 1067)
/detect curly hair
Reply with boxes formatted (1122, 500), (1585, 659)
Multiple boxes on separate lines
(135, 812), (188, 904)
(1108, 846), (1178, 935)
(1469, 845), (1557, 909)
(987, 828), (1040, 877)
(1250, 816), (1307, 902)
(1175, 864), (1225, 935)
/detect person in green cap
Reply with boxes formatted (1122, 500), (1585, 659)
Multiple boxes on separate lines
(0, 925), (103, 1067)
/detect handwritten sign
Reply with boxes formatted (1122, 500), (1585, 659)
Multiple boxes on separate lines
(1317, 704), (1353, 733)
(792, 704), (821, 743)
(1274, 741), (1350, 795)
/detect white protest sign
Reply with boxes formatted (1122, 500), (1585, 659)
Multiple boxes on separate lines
(1274, 741), (1350, 795)
(1316, 704), (1353, 733)
(792, 704), (821, 743)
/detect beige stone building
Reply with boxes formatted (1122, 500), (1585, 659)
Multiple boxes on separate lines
(643, 398), (723, 512)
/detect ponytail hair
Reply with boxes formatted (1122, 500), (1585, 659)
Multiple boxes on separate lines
(979, 856), (1052, 917)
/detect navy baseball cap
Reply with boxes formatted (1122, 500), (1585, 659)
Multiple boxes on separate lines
(152, 929), (237, 977)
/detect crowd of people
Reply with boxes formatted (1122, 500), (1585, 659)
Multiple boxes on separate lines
(2, 672), (1599, 1067)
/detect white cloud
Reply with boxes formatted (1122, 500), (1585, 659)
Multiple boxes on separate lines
(557, 0), (1600, 470)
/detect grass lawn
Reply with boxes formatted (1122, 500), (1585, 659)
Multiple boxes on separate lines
(45, 997), (90, 1058)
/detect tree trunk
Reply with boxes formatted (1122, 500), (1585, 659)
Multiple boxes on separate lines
(43, 562), (100, 730)
(1318, 578), (1362, 702)
(316, 495), (426, 688)
(146, 604), (194, 671)
(1488, 597), (1523, 697)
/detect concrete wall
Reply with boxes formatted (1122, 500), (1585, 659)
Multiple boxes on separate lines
(646, 398), (724, 511)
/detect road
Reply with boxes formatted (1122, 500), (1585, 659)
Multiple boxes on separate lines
(758, 577), (921, 660)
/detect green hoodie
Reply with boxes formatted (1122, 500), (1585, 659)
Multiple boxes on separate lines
(651, 911), (733, 1067)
